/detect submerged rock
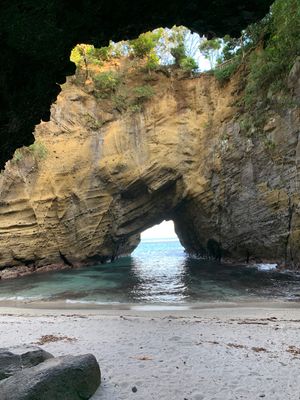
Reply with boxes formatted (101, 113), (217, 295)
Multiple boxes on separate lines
(0, 353), (101, 400)
(0, 345), (53, 381)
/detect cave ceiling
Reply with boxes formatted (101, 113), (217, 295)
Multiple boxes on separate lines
(0, 0), (273, 169)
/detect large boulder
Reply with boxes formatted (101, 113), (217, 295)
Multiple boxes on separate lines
(0, 354), (101, 400)
(0, 345), (53, 381)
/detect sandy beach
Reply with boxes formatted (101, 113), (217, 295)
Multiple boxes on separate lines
(1, 303), (300, 399)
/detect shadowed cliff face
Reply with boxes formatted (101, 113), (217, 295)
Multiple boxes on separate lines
(0, 57), (299, 277)
(0, 0), (273, 169)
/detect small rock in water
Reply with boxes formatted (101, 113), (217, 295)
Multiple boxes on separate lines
(132, 386), (138, 393)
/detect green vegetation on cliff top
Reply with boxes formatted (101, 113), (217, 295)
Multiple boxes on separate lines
(70, 0), (299, 112)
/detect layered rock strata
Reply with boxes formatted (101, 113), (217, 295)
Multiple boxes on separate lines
(0, 59), (299, 276)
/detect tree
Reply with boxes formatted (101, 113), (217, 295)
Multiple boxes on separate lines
(130, 30), (163, 72)
(169, 27), (198, 72)
(180, 56), (198, 73)
(170, 42), (186, 66)
(71, 44), (107, 80)
(199, 38), (222, 69)
(130, 30), (163, 58)
(217, 35), (239, 63)
(145, 52), (160, 71)
(70, 44), (91, 79)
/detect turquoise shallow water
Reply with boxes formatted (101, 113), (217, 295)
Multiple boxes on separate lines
(0, 239), (300, 304)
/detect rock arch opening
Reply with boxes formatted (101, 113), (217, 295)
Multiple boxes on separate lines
(139, 220), (179, 241)
(131, 222), (186, 303)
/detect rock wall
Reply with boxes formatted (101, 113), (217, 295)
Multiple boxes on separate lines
(0, 58), (299, 276)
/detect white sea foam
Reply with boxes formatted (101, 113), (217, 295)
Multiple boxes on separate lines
(131, 304), (190, 311)
(65, 299), (121, 305)
(0, 295), (42, 302)
(256, 263), (278, 271)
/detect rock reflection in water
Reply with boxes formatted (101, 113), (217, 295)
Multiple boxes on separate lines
(0, 239), (300, 304)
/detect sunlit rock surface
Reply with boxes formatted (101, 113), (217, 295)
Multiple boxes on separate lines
(0, 58), (299, 276)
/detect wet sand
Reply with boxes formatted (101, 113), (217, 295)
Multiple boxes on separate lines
(1, 303), (300, 399)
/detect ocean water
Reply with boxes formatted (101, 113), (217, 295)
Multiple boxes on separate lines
(0, 239), (300, 306)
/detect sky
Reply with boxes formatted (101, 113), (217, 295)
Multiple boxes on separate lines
(141, 220), (177, 240)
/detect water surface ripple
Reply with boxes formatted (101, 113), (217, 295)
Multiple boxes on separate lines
(1, 239), (300, 305)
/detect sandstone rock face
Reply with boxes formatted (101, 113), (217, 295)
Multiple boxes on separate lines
(0, 59), (299, 273)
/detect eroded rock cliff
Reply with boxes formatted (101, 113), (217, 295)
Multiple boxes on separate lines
(0, 57), (299, 277)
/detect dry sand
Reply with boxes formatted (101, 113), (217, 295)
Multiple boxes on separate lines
(1, 304), (300, 399)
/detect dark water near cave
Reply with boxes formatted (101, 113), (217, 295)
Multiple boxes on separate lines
(1, 239), (300, 305)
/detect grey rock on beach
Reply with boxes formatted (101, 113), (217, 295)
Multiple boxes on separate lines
(0, 345), (53, 381)
(0, 352), (101, 400)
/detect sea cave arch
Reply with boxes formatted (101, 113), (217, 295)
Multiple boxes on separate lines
(1, 45), (299, 282)
(0, 0), (273, 169)
(0, 0), (299, 280)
